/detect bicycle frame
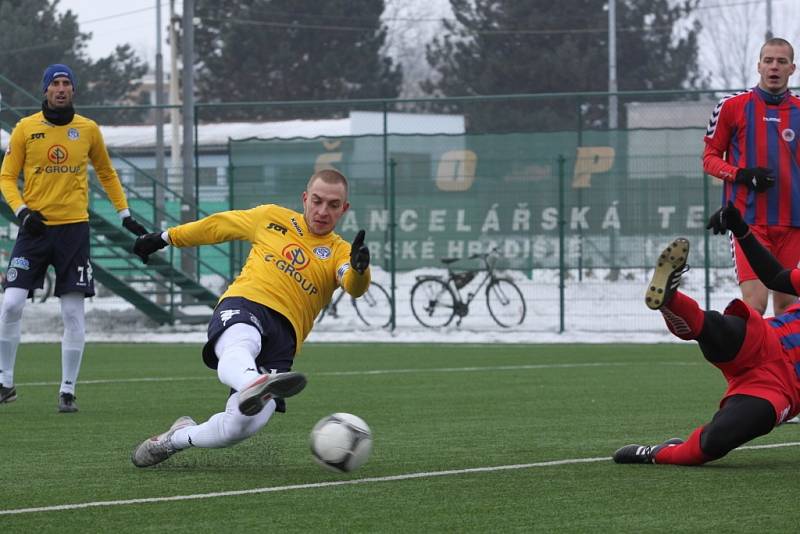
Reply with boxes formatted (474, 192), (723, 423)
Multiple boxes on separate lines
(318, 288), (347, 322)
(444, 252), (500, 308)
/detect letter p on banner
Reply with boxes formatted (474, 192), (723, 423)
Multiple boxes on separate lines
(572, 147), (614, 188)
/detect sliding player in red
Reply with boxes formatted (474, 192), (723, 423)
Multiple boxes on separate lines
(614, 203), (800, 465)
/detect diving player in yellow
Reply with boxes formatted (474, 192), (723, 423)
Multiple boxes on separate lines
(0, 64), (147, 412)
(130, 168), (371, 467)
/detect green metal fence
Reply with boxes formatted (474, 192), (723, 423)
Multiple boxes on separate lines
(0, 83), (753, 332)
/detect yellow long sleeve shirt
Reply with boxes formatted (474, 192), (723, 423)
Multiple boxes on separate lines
(0, 111), (128, 223)
(168, 204), (370, 353)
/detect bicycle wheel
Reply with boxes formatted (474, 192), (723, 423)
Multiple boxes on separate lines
(410, 277), (456, 328)
(486, 278), (526, 327)
(317, 288), (344, 324)
(37, 270), (54, 303)
(352, 282), (393, 328)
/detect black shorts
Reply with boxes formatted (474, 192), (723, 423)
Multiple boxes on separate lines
(203, 297), (297, 413)
(203, 296), (297, 373)
(4, 222), (94, 298)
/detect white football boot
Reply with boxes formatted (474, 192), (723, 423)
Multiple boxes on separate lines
(131, 415), (197, 467)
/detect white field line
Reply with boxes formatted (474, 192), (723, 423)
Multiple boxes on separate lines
(3, 441), (800, 516)
(15, 360), (701, 387)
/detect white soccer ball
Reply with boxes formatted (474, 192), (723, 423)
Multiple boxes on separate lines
(310, 412), (372, 473)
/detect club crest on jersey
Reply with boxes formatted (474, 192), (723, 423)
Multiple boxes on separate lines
(67, 128), (79, 140)
(313, 246), (331, 260)
(9, 257), (30, 270)
(783, 128), (796, 142)
(282, 244), (310, 270)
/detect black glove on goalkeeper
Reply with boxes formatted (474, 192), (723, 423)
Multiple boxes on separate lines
(17, 207), (47, 237)
(350, 229), (370, 274)
(706, 201), (749, 238)
(122, 216), (148, 237)
(735, 167), (775, 193)
(133, 232), (168, 264)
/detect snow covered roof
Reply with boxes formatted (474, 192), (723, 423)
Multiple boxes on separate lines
(98, 111), (465, 149)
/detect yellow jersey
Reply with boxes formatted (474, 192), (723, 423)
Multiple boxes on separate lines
(168, 204), (370, 353)
(0, 111), (128, 224)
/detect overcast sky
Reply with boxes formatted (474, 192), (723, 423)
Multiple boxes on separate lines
(57, 0), (800, 90)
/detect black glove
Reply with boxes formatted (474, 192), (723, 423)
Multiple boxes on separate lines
(17, 207), (47, 237)
(350, 229), (370, 274)
(122, 216), (148, 237)
(133, 232), (168, 264)
(735, 167), (775, 193)
(706, 201), (749, 238)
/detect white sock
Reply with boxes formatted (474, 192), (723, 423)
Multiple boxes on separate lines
(171, 393), (275, 449)
(0, 287), (27, 388)
(215, 323), (262, 391)
(60, 293), (86, 395)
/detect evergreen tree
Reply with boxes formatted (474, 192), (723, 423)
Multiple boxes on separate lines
(0, 0), (148, 125)
(192, 0), (402, 121)
(423, 0), (702, 132)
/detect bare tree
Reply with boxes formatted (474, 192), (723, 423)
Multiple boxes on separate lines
(382, 0), (454, 98)
(698, 0), (800, 90)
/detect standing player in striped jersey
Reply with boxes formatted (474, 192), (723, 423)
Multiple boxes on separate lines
(129, 169), (371, 468)
(0, 64), (148, 412)
(703, 37), (799, 318)
(614, 216), (800, 465)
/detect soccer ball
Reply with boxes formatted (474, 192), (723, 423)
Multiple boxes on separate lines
(310, 413), (372, 473)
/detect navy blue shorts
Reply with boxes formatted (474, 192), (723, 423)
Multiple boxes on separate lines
(203, 297), (297, 413)
(3, 222), (94, 298)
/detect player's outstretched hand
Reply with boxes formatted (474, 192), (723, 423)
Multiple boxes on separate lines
(706, 201), (749, 238)
(350, 229), (370, 274)
(133, 232), (168, 264)
(18, 207), (47, 237)
(122, 216), (148, 237)
(735, 167), (775, 192)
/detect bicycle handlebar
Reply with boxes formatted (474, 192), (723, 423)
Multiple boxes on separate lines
(467, 247), (500, 260)
(440, 247), (500, 265)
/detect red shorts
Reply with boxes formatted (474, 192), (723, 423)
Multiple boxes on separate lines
(714, 299), (800, 425)
(731, 225), (800, 284)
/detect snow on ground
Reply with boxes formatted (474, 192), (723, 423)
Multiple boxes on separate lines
(13, 266), (746, 345)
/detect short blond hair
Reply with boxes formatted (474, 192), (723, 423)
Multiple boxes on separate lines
(760, 37), (794, 62)
(306, 169), (349, 195)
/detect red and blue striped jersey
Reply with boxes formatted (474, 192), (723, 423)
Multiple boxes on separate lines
(768, 301), (800, 376)
(703, 88), (800, 227)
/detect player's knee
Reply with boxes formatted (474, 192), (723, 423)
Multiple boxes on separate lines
(0, 287), (27, 321)
(216, 323), (262, 359)
(699, 425), (736, 459)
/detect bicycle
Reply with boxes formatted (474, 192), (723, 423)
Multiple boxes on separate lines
(317, 280), (393, 328)
(410, 249), (526, 328)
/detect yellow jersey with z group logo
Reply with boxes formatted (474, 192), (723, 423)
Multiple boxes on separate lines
(0, 111), (128, 224)
(168, 204), (370, 353)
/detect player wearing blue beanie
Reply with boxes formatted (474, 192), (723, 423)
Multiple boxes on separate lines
(41, 63), (76, 94)
(0, 62), (147, 413)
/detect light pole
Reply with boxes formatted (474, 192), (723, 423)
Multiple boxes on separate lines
(608, 0), (618, 130)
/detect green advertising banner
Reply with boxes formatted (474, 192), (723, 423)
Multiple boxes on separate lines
(229, 129), (728, 271)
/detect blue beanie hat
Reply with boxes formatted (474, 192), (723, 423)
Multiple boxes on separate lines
(41, 64), (76, 93)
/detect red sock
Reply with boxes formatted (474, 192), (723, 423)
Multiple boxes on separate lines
(653, 426), (712, 465)
(660, 291), (705, 340)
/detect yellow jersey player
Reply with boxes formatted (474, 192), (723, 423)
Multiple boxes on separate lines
(130, 168), (371, 467)
(0, 64), (147, 412)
